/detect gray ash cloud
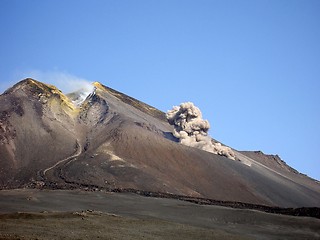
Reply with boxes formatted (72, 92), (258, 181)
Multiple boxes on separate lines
(167, 102), (235, 160)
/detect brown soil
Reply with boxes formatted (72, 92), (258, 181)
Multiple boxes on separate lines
(0, 189), (319, 240)
(0, 211), (249, 240)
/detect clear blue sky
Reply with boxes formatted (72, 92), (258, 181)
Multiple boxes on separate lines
(0, 0), (319, 180)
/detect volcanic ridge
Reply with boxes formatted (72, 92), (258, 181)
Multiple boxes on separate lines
(0, 78), (320, 215)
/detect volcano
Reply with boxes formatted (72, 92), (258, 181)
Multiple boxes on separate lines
(0, 78), (319, 209)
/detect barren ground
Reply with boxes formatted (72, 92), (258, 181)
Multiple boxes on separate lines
(0, 190), (319, 240)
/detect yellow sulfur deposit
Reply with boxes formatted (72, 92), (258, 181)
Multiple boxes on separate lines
(27, 79), (80, 115)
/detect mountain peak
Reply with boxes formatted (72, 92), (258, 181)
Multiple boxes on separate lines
(92, 81), (105, 91)
(5, 78), (78, 111)
(0, 79), (320, 209)
(5, 78), (55, 95)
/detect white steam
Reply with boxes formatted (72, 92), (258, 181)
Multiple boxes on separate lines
(21, 70), (94, 105)
(71, 88), (94, 106)
(166, 102), (235, 160)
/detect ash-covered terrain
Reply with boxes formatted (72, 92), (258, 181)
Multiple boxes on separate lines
(0, 79), (319, 239)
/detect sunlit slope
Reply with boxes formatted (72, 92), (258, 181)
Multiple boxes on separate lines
(0, 79), (78, 187)
(0, 78), (319, 208)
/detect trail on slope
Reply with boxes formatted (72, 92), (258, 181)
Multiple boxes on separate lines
(43, 141), (82, 176)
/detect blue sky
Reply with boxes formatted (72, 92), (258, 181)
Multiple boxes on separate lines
(0, 0), (319, 180)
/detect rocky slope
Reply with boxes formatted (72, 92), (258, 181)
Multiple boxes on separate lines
(0, 78), (319, 208)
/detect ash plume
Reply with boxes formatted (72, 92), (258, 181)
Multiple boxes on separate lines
(166, 102), (235, 160)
